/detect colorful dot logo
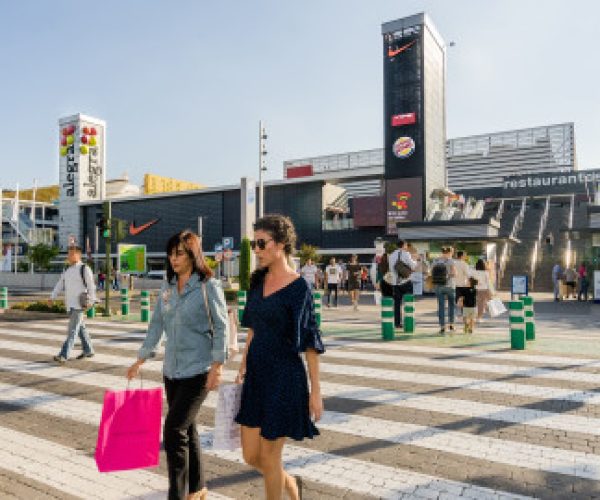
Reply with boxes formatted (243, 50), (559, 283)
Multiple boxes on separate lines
(392, 136), (415, 159)
(60, 124), (77, 156)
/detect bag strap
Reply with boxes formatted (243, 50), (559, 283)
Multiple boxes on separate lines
(79, 264), (89, 292)
(202, 279), (215, 338)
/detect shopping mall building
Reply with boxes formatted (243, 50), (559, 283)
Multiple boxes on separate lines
(2, 14), (598, 291)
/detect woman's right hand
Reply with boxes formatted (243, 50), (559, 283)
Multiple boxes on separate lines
(235, 363), (246, 384)
(126, 359), (144, 380)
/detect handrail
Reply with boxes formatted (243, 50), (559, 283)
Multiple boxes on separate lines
(499, 197), (527, 282)
(530, 196), (550, 282)
(495, 199), (505, 222)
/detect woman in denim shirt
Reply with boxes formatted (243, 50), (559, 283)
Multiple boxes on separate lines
(127, 230), (228, 500)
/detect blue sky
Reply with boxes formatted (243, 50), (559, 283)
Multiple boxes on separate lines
(1, 0), (598, 189)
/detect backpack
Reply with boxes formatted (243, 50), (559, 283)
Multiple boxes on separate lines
(394, 253), (413, 279)
(431, 260), (449, 285)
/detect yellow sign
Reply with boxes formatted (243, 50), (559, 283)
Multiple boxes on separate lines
(143, 174), (205, 195)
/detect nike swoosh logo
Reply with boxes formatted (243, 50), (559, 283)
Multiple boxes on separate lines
(388, 40), (416, 58)
(129, 218), (160, 236)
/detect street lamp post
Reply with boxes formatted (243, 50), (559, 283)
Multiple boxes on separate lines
(258, 121), (267, 218)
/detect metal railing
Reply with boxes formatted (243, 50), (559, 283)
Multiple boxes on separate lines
(499, 197), (527, 282)
(530, 196), (551, 284)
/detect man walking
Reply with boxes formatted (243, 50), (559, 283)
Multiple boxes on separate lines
(552, 262), (562, 302)
(324, 257), (342, 307)
(49, 245), (96, 363)
(432, 247), (456, 334)
(301, 258), (318, 290)
(388, 240), (418, 329)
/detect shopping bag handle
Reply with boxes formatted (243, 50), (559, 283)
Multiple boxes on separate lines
(127, 371), (144, 390)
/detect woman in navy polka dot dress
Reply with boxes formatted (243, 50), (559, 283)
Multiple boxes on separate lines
(235, 215), (325, 500)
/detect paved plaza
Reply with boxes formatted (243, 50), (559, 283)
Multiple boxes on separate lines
(1, 294), (600, 499)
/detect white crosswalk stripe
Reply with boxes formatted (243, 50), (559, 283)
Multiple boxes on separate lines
(0, 320), (597, 498)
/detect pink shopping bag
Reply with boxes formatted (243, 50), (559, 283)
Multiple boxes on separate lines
(95, 387), (163, 472)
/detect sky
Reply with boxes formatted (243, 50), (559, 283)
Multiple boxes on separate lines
(1, 0), (599, 190)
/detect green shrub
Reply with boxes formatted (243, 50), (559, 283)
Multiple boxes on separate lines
(224, 289), (238, 304)
(11, 301), (66, 313)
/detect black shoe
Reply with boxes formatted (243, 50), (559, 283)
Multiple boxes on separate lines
(76, 352), (95, 360)
(53, 355), (66, 364)
(448, 325), (455, 332)
(439, 328), (445, 335)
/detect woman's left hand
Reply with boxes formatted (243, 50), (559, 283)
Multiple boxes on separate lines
(309, 390), (323, 422)
(205, 364), (223, 391)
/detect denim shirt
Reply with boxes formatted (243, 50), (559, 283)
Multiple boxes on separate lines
(138, 274), (229, 379)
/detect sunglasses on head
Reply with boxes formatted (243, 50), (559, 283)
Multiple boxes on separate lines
(250, 238), (273, 250)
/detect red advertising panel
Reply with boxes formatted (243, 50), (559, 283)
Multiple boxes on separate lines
(285, 165), (314, 179)
(353, 196), (385, 227)
(386, 177), (423, 234)
(391, 112), (416, 127)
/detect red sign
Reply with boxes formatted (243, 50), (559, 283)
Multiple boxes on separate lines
(223, 249), (233, 261)
(286, 164), (313, 179)
(391, 113), (416, 127)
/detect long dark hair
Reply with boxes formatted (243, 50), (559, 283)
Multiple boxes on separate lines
(249, 214), (297, 289)
(165, 230), (213, 283)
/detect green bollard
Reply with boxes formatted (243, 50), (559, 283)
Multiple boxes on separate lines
(403, 294), (415, 334)
(313, 291), (322, 327)
(121, 288), (129, 316)
(86, 304), (95, 318)
(0, 287), (7, 309)
(381, 296), (395, 341)
(237, 290), (247, 324)
(521, 296), (535, 341)
(141, 290), (150, 323)
(509, 300), (526, 350)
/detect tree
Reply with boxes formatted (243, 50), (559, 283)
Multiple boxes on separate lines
(239, 237), (252, 291)
(28, 243), (59, 271)
(297, 243), (320, 266)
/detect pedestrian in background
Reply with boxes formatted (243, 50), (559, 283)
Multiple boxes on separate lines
(462, 277), (478, 334)
(49, 245), (96, 363)
(300, 258), (318, 291)
(564, 266), (578, 299)
(473, 259), (494, 321)
(346, 254), (362, 311)
(235, 214), (324, 500)
(377, 253), (394, 298)
(454, 251), (472, 316)
(578, 262), (590, 301)
(324, 257), (342, 307)
(431, 246), (456, 334)
(127, 230), (228, 500)
(552, 262), (562, 302)
(388, 240), (418, 329)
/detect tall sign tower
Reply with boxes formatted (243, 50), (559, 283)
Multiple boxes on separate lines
(382, 13), (447, 234)
(58, 114), (106, 250)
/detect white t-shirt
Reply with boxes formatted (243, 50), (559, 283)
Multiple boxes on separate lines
(472, 269), (492, 291)
(325, 265), (342, 285)
(301, 264), (318, 284)
(454, 260), (472, 287)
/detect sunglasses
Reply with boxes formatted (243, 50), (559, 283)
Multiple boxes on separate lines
(250, 238), (273, 250)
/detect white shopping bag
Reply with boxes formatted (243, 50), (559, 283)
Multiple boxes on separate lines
(227, 308), (239, 358)
(487, 298), (507, 318)
(374, 291), (382, 306)
(213, 383), (242, 450)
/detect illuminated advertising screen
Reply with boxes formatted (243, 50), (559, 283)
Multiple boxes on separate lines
(383, 30), (424, 180)
(385, 177), (423, 234)
(118, 244), (147, 274)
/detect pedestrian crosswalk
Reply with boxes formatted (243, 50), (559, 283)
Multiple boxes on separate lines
(0, 318), (599, 498)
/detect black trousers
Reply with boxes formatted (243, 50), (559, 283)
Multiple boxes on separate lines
(326, 284), (339, 306)
(393, 281), (413, 327)
(164, 372), (209, 500)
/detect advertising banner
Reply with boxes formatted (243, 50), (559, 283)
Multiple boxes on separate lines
(385, 177), (423, 234)
(118, 244), (146, 274)
(595, 271), (600, 303)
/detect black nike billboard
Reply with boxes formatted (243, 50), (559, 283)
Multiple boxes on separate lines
(383, 30), (424, 180)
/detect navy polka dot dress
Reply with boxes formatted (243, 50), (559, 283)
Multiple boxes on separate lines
(235, 277), (325, 441)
